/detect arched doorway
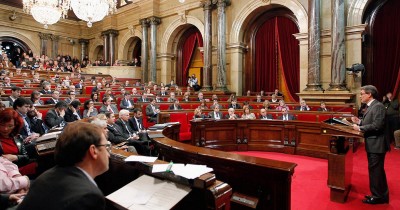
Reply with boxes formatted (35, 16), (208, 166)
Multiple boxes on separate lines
(244, 7), (299, 101)
(176, 26), (203, 86)
(0, 36), (30, 67)
(93, 46), (104, 61)
(362, 0), (400, 97)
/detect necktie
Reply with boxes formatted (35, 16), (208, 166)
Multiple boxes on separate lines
(122, 121), (132, 135)
(23, 117), (32, 135)
(215, 113), (219, 119)
(135, 118), (142, 130)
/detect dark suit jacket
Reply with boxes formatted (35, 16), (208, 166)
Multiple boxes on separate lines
(39, 89), (52, 95)
(228, 104), (242, 109)
(6, 96), (16, 107)
(44, 109), (65, 128)
(145, 104), (159, 122)
(107, 123), (128, 144)
(64, 108), (81, 122)
(260, 114), (273, 120)
(278, 114), (295, 120)
(295, 106), (310, 111)
(137, 97), (148, 102)
(45, 98), (58, 105)
(360, 100), (389, 153)
(115, 119), (134, 137)
(224, 114), (238, 119)
(168, 104), (182, 110)
(28, 117), (46, 135)
(128, 117), (145, 132)
(119, 99), (135, 110)
(18, 166), (105, 210)
(208, 111), (223, 119)
(317, 107), (328, 112)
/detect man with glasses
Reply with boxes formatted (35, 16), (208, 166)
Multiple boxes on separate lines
(18, 122), (109, 210)
(45, 90), (60, 105)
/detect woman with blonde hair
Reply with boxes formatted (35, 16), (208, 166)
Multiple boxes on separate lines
(241, 105), (256, 120)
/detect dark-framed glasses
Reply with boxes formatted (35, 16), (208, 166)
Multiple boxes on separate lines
(96, 141), (112, 153)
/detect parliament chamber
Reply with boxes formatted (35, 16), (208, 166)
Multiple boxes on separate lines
(1, 0), (400, 209)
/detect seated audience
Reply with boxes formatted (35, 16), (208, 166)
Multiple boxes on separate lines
(90, 92), (99, 103)
(18, 122), (109, 210)
(276, 100), (289, 111)
(45, 101), (68, 129)
(45, 91), (60, 105)
(255, 94), (264, 102)
(7, 86), (21, 107)
(193, 108), (206, 119)
(241, 105), (256, 120)
(30, 91), (44, 106)
(83, 100), (99, 118)
(259, 108), (273, 120)
(208, 106), (223, 120)
(295, 100), (311, 111)
(262, 100), (272, 110)
(317, 101), (328, 112)
(119, 93), (135, 112)
(229, 100), (241, 110)
(64, 101), (82, 122)
(225, 108), (238, 120)
(270, 94), (278, 103)
(64, 91), (77, 104)
(145, 99), (160, 123)
(99, 97), (118, 114)
(169, 99), (182, 110)
(198, 100), (208, 110)
(278, 107), (295, 121)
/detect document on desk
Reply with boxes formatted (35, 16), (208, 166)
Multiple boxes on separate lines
(152, 163), (213, 179)
(106, 175), (191, 210)
(124, 155), (158, 163)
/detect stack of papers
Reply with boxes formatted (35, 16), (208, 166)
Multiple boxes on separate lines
(125, 155), (158, 163)
(106, 175), (191, 210)
(152, 163), (213, 179)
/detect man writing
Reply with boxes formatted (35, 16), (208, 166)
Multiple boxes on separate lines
(351, 85), (389, 204)
(18, 122), (110, 210)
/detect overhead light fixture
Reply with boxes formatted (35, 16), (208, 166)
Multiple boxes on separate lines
(23, 0), (70, 29)
(178, 0), (185, 3)
(70, 0), (117, 28)
(23, 0), (117, 29)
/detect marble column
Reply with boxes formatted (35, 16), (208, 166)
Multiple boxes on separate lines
(215, 0), (230, 92)
(79, 39), (89, 62)
(141, 18), (150, 83)
(38, 33), (51, 56)
(201, 0), (213, 91)
(304, 0), (323, 91)
(108, 30), (119, 65)
(149, 17), (161, 83)
(101, 31), (109, 63)
(51, 35), (60, 59)
(327, 0), (347, 91)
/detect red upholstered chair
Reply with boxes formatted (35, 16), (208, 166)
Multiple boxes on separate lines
(169, 112), (191, 141)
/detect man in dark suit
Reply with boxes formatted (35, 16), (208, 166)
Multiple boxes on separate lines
(39, 82), (52, 95)
(351, 85), (389, 204)
(145, 98), (160, 123)
(44, 101), (68, 128)
(45, 90), (60, 105)
(225, 108), (238, 120)
(7, 86), (21, 107)
(119, 93), (135, 111)
(64, 100), (82, 122)
(255, 94), (264, 102)
(208, 106), (223, 120)
(259, 108), (273, 120)
(295, 100), (311, 111)
(115, 110), (147, 155)
(18, 122), (108, 210)
(169, 99), (182, 110)
(129, 108), (145, 132)
(228, 100), (242, 110)
(317, 101), (328, 112)
(278, 107), (295, 120)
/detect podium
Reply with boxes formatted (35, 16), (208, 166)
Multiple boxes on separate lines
(320, 122), (363, 203)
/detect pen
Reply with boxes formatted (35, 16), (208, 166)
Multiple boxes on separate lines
(166, 161), (173, 172)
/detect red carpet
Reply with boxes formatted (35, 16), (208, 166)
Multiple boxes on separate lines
(234, 143), (399, 210)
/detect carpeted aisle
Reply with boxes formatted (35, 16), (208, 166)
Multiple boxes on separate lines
(234, 143), (399, 210)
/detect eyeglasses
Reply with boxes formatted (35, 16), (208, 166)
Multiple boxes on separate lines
(95, 141), (112, 153)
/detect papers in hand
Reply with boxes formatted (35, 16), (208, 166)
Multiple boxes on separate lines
(106, 175), (191, 210)
(125, 155), (158, 163)
(152, 163), (213, 179)
(36, 131), (62, 142)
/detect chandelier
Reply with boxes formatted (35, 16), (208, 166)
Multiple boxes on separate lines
(70, 0), (117, 28)
(23, 0), (117, 29)
(22, 0), (70, 29)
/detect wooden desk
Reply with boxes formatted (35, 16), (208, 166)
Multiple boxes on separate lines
(151, 123), (297, 210)
(189, 119), (362, 203)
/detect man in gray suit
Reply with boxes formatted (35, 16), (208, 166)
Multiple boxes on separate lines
(352, 85), (389, 204)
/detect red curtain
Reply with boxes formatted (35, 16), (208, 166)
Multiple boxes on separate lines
(371, 0), (400, 97)
(254, 18), (277, 92)
(276, 17), (300, 101)
(181, 31), (203, 85)
(254, 16), (299, 101)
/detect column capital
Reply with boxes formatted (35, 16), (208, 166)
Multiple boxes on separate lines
(79, 39), (89, 44)
(149, 16), (161, 25)
(102, 29), (119, 36)
(38, 32), (52, 40)
(140, 18), (150, 27)
(50, 35), (60, 41)
(216, 0), (231, 7)
(201, 0), (215, 10)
